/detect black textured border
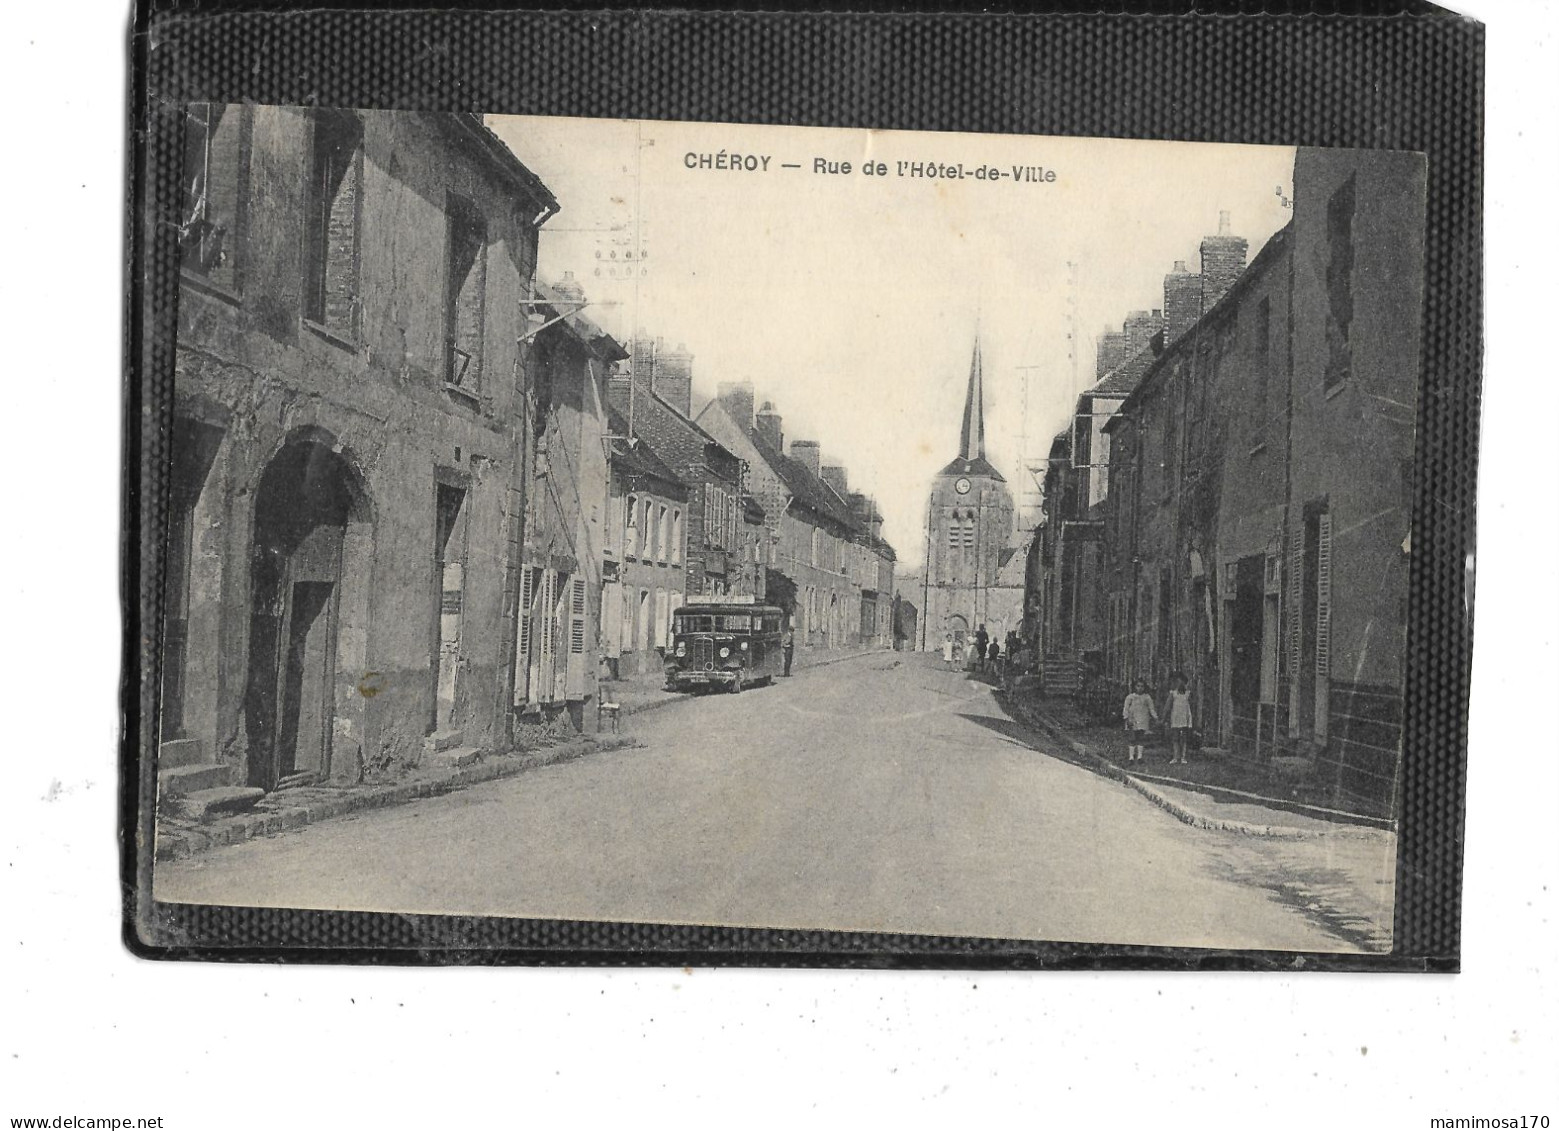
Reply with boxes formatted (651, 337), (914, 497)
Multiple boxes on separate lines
(126, 0), (1481, 969)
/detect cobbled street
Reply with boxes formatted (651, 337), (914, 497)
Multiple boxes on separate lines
(156, 653), (1395, 952)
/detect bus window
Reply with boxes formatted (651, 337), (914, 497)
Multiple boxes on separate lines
(716, 614), (753, 632)
(674, 614), (713, 634)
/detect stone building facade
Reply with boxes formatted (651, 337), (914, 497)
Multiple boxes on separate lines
(697, 384), (895, 651)
(602, 407), (690, 679)
(160, 106), (557, 804)
(1082, 149), (1425, 813)
(605, 370), (751, 602)
(511, 290), (626, 735)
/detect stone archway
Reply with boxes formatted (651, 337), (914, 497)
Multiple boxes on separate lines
(243, 432), (372, 790)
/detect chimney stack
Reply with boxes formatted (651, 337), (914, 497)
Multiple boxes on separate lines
(1123, 309), (1165, 362)
(790, 440), (822, 479)
(1163, 258), (1202, 345)
(1096, 329), (1128, 379)
(755, 401), (783, 451)
(716, 380), (756, 431)
(1200, 211), (1250, 311)
(822, 465), (849, 499)
(632, 337), (695, 417)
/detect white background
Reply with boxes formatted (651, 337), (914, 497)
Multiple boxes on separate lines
(2, 2), (1553, 1126)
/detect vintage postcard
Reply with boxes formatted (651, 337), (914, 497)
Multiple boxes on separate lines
(147, 110), (1424, 955)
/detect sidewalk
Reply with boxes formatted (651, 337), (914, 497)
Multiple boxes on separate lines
(600, 643), (891, 717)
(1001, 690), (1393, 839)
(155, 732), (639, 863)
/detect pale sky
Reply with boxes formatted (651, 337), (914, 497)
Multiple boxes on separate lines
(487, 115), (1295, 569)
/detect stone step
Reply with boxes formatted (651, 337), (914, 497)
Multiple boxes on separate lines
(429, 746), (483, 770)
(163, 786), (266, 824)
(158, 762), (232, 799)
(424, 728), (465, 754)
(158, 737), (206, 769)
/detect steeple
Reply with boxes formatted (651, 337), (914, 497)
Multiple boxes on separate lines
(959, 334), (986, 461)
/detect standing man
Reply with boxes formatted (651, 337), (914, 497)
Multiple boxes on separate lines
(782, 624), (795, 677)
(974, 624), (989, 672)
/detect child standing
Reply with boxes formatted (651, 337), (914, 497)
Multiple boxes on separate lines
(1121, 679), (1157, 763)
(1166, 672), (1194, 765)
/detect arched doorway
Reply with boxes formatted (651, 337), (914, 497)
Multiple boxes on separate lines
(948, 614), (969, 648)
(244, 434), (371, 790)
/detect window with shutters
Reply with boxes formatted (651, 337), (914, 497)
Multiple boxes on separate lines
(654, 588), (668, 649)
(671, 509), (683, 565)
(657, 505), (669, 563)
(444, 195), (487, 393)
(180, 103), (244, 289)
(513, 566), (538, 707)
(624, 494), (638, 559)
(1314, 511), (1333, 742)
(1286, 520), (1305, 736)
(565, 575), (588, 699)
(1324, 177), (1356, 390)
(303, 109), (363, 339)
(1251, 297), (1272, 448)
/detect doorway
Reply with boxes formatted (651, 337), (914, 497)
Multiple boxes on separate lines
(245, 436), (368, 790)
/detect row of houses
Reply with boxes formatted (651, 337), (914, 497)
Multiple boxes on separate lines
(158, 104), (894, 808)
(1027, 147), (1425, 815)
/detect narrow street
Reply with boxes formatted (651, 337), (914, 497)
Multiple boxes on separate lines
(156, 653), (1393, 952)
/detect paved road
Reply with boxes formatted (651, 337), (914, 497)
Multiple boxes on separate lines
(157, 653), (1392, 952)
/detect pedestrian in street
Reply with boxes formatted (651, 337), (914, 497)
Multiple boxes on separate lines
(974, 624), (989, 671)
(782, 626), (795, 677)
(942, 632), (956, 669)
(987, 639), (1001, 682)
(1166, 671), (1194, 764)
(964, 639), (979, 672)
(1122, 679), (1158, 763)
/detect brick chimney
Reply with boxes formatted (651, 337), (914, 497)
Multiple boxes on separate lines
(1163, 259), (1202, 345)
(1200, 211), (1249, 311)
(1096, 329), (1128, 379)
(790, 440), (822, 479)
(847, 491), (872, 531)
(716, 380), (756, 431)
(655, 341), (694, 418)
(1123, 309), (1164, 361)
(755, 401), (783, 451)
(822, 464), (849, 499)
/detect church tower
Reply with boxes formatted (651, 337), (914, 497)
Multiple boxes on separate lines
(921, 336), (1022, 651)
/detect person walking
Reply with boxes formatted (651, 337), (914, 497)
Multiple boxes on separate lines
(1121, 679), (1158, 763)
(781, 626), (795, 677)
(1166, 672), (1194, 764)
(974, 624), (989, 672)
(987, 639), (1001, 682)
(941, 632), (956, 669)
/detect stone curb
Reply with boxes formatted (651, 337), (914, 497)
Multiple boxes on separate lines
(1005, 700), (1373, 841)
(155, 734), (639, 863)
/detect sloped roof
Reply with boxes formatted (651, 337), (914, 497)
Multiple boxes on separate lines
(606, 407), (688, 499)
(1089, 336), (1161, 399)
(533, 284), (630, 362)
(748, 427), (858, 532)
(936, 455), (1007, 483)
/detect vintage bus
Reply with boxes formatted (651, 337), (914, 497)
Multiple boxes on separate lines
(664, 599), (785, 694)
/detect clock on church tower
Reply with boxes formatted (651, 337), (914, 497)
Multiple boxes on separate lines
(920, 335), (1024, 652)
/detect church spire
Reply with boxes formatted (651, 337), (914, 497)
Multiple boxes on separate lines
(959, 333), (986, 461)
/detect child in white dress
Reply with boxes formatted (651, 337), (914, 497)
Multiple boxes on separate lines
(1121, 679), (1158, 763)
(1166, 672), (1194, 764)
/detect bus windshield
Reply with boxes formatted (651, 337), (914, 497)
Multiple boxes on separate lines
(674, 614), (714, 634)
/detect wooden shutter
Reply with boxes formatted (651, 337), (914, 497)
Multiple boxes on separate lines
(1314, 511), (1333, 743)
(536, 569), (555, 704)
(565, 575), (588, 698)
(1286, 519), (1304, 737)
(513, 566), (536, 707)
